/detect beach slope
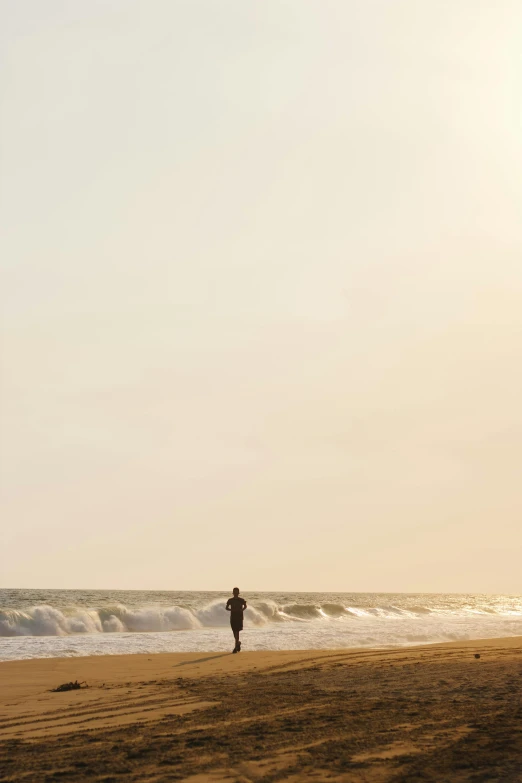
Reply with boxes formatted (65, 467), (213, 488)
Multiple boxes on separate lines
(1, 637), (521, 782)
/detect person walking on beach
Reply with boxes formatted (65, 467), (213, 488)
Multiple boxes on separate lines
(226, 587), (247, 653)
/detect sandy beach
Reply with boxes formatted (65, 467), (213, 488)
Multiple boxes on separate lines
(1, 637), (521, 782)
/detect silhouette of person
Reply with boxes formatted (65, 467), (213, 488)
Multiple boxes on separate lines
(226, 587), (247, 653)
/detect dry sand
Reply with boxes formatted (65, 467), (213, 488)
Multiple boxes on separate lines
(1, 637), (521, 782)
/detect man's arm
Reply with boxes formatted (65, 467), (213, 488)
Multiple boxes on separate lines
(226, 599), (231, 611)
(242, 600), (247, 610)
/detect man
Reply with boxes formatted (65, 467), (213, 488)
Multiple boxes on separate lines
(226, 587), (247, 653)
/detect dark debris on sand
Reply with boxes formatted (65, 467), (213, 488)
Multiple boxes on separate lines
(50, 681), (88, 693)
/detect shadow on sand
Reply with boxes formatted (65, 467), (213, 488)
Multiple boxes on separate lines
(173, 653), (232, 667)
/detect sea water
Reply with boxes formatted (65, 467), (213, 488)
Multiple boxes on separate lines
(1, 589), (521, 661)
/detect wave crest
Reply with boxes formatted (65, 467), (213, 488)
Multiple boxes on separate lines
(1, 598), (520, 638)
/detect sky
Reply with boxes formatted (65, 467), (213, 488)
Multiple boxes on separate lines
(1, 0), (521, 592)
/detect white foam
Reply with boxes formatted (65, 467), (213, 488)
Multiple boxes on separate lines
(1, 593), (522, 660)
(1, 612), (522, 661)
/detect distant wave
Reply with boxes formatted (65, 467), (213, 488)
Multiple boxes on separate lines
(1, 599), (520, 638)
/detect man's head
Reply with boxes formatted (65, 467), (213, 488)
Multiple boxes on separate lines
(233, 587), (240, 597)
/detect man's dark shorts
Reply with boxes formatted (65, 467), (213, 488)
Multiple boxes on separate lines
(230, 614), (243, 632)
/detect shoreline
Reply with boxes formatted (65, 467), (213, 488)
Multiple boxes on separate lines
(2, 628), (522, 664)
(1, 634), (522, 678)
(4, 627), (522, 666)
(1, 634), (521, 686)
(1, 636), (521, 781)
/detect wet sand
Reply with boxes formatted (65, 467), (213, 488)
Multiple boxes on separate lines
(1, 637), (521, 782)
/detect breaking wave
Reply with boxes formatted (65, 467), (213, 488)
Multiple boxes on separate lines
(1, 598), (521, 638)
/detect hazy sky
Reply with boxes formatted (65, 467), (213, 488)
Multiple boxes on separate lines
(1, 1), (521, 592)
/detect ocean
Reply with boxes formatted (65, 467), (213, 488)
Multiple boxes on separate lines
(1, 589), (521, 661)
